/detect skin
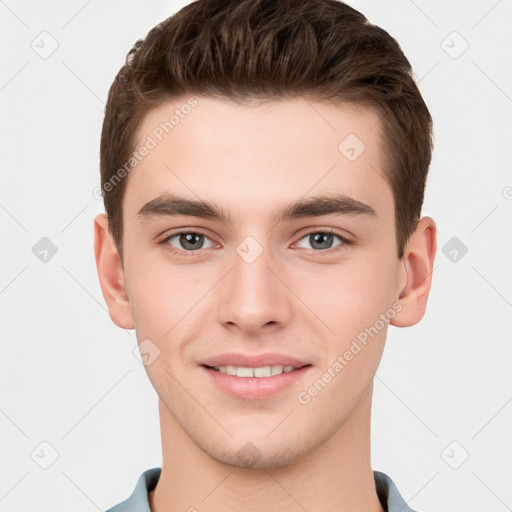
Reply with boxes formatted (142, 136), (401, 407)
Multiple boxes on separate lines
(94, 96), (436, 512)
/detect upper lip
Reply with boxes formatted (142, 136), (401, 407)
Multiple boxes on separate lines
(202, 353), (310, 368)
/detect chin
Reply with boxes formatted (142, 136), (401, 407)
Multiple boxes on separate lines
(195, 432), (318, 470)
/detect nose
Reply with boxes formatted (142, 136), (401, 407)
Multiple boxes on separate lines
(216, 241), (293, 336)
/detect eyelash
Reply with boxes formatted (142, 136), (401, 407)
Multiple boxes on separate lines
(158, 228), (352, 258)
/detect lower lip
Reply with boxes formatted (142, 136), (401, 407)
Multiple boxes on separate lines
(201, 365), (312, 400)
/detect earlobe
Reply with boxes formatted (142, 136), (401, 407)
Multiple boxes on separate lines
(94, 213), (134, 329)
(391, 217), (437, 328)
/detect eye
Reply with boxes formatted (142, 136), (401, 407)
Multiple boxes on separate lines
(294, 229), (348, 251)
(159, 228), (350, 257)
(162, 231), (216, 252)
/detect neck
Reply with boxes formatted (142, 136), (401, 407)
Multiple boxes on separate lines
(150, 385), (384, 512)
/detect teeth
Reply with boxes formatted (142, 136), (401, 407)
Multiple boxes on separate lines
(212, 365), (297, 377)
(271, 365), (284, 375)
(254, 366), (271, 378)
(236, 367), (254, 378)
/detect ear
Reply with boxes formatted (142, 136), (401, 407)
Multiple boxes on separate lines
(391, 216), (437, 327)
(94, 213), (134, 329)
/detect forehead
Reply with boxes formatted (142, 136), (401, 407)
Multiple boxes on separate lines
(125, 95), (393, 223)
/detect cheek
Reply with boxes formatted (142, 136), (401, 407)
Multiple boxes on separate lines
(123, 247), (179, 338)
(123, 230), (400, 347)
(296, 252), (399, 348)
(123, 247), (216, 345)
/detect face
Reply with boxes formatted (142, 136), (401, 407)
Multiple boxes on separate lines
(108, 96), (409, 468)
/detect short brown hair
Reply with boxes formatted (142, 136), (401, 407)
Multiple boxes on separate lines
(100, 0), (433, 259)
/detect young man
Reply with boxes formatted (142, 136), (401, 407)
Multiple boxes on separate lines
(94, 0), (436, 510)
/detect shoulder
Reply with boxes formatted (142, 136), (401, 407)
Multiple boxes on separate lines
(104, 467), (161, 512)
(374, 471), (419, 512)
(105, 467), (417, 512)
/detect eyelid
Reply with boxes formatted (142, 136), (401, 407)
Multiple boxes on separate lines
(295, 226), (353, 242)
(159, 227), (214, 242)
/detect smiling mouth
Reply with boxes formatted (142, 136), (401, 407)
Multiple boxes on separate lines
(204, 364), (310, 377)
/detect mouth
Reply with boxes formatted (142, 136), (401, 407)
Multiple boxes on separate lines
(204, 364), (306, 377)
(200, 356), (312, 399)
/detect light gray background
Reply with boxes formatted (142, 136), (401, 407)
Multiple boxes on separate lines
(1, 1), (511, 511)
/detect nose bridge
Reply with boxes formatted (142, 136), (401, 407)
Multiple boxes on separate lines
(217, 235), (291, 332)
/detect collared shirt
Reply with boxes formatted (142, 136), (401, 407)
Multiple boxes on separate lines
(105, 467), (417, 512)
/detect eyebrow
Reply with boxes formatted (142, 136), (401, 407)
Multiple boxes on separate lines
(137, 193), (376, 224)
